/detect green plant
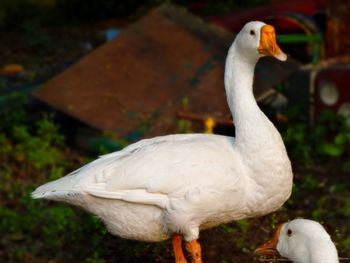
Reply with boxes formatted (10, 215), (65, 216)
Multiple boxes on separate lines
(0, 92), (28, 130)
(341, 199), (350, 218)
(280, 109), (350, 164)
(0, 95), (103, 260)
(220, 224), (236, 234)
(236, 219), (250, 234)
(86, 251), (106, 263)
(177, 97), (193, 133)
(314, 110), (350, 157)
(177, 119), (192, 133)
(282, 122), (312, 164)
(11, 117), (65, 170)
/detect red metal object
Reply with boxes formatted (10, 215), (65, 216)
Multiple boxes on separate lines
(313, 0), (350, 122)
(313, 65), (350, 122)
(208, 0), (326, 33)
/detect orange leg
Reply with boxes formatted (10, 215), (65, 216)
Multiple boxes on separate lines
(172, 234), (188, 263)
(185, 239), (202, 263)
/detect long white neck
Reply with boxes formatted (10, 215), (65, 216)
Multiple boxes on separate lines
(224, 42), (293, 215)
(224, 44), (279, 149)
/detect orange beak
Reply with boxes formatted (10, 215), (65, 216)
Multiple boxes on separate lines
(258, 25), (287, 61)
(254, 223), (283, 257)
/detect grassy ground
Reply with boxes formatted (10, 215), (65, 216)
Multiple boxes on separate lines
(1, 126), (350, 263)
(1, 85), (349, 263)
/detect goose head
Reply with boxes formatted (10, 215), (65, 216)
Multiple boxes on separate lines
(232, 21), (287, 62)
(254, 219), (339, 263)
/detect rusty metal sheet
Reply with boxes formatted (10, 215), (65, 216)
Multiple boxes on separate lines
(33, 4), (299, 138)
(33, 4), (234, 137)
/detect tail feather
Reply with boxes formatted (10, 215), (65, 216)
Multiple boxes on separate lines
(31, 175), (82, 201)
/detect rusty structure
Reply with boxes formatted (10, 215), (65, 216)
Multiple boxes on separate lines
(34, 5), (234, 138)
(34, 4), (299, 139)
(326, 0), (350, 58)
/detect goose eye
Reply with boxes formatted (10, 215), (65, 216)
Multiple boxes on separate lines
(250, 30), (255, 36)
(287, 229), (292, 237)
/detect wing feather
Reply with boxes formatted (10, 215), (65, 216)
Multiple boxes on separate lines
(85, 183), (169, 208)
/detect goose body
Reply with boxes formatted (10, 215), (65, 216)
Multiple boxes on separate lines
(255, 219), (339, 263)
(32, 21), (293, 262)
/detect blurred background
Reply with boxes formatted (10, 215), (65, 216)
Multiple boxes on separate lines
(0, 0), (350, 262)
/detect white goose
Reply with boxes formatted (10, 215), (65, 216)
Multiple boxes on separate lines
(32, 21), (292, 263)
(254, 219), (339, 263)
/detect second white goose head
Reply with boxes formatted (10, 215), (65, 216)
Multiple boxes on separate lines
(254, 219), (339, 263)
